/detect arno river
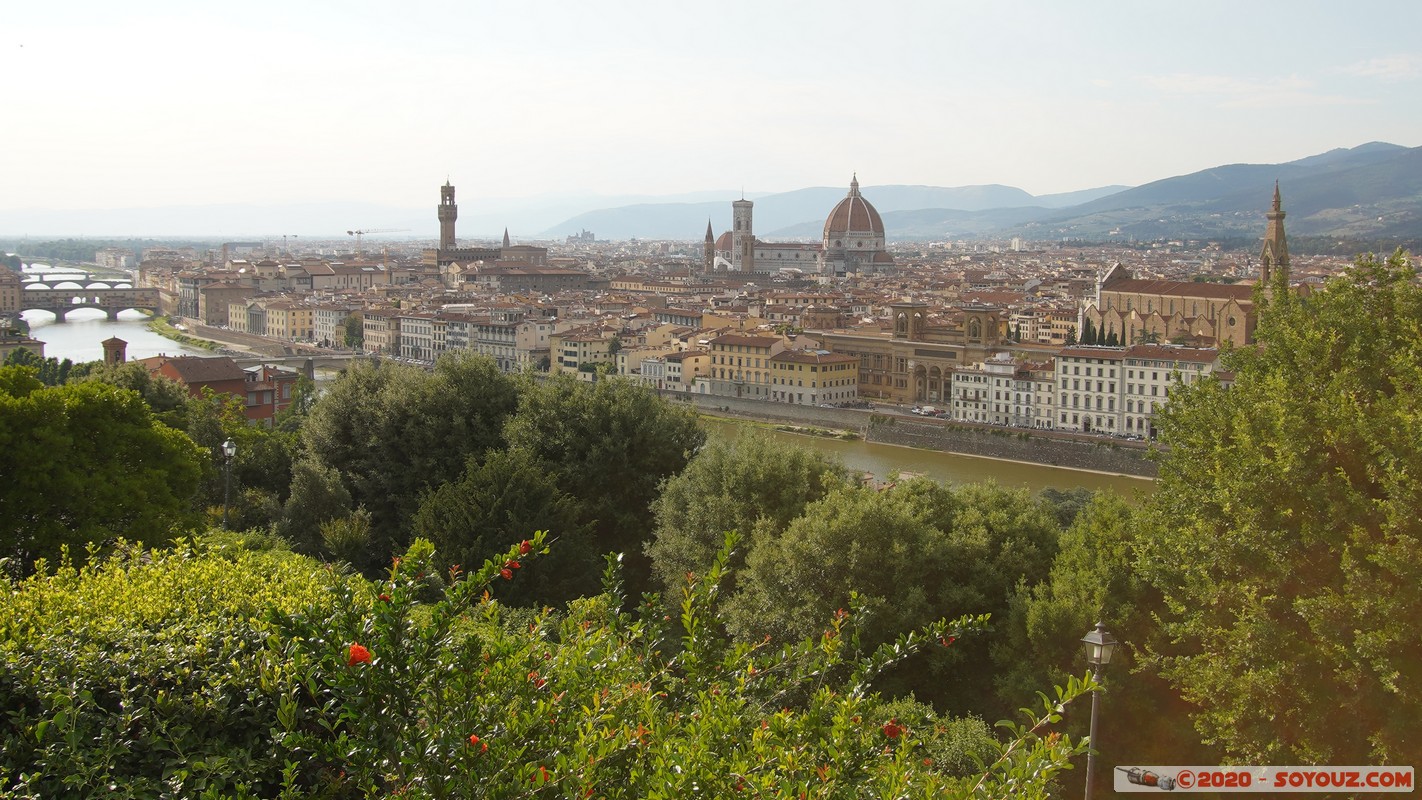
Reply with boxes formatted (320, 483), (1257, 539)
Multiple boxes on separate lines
(700, 419), (1153, 498)
(19, 264), (208, 362)
(19, 264), (1150, 498)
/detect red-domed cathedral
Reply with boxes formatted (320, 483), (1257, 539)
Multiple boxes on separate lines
(704, 175), (895, 277)
(820, 174), (895, 276)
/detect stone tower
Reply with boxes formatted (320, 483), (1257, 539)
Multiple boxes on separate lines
(731, 199), (755, 273)
(1260, 182), (1289, 285)
(703, 219), (715, 272)
(503, 228), (511, 248)
(101, 337), (127, 366)
(438, 182), (458, 250)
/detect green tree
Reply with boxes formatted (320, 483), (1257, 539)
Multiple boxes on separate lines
(645, 431), (847, 593)
(302, 353), (519, 568)
(503, 373), (704, 594)
(1064, 325), (1077, 346)
(725, 479), (1060, 717)
(412, 448), (598, 605)
(994, 493), (1212, 788)
(275, 456), (353, 553)
(0, 368), (206, 571)
(74, 361), (189, 423)
(1138, 250), (1422, 763)
(1080, 317), (1096, 346)
(3, 349), (93, 387)
(341, 313), (363, 348)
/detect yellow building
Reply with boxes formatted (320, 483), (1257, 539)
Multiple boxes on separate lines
(770, 349), (859, 405)
(706, 333), (781, 398)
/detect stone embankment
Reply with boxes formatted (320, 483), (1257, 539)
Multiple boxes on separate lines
(676, 393), (1158, 478)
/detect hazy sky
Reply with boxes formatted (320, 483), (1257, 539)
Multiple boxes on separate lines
(5, 0), (1420, 211)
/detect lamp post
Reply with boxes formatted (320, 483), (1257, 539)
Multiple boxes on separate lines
(221, 438), (237, 529)
(1081, 621), (1120, 800)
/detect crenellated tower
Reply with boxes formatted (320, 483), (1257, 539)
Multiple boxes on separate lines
(438, 181), (458, 250)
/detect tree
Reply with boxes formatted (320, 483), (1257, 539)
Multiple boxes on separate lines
(340, 313), (363, 349)
(503, 373), (704, 595)
(75, 361), (189, 423)
(302, 353), (519, 567)
(276, 456), (353, 554)
(1064, 325), (1078, 346)
(0, 367), (206, 571)
(645, 431), (848, 594)
(1138, 250), (1422, 763)
(3, 349), (93, 387)
(725, 479), (1060, 717)
(1080, 317), (1096, 346)
(411, 448), (598, 605)
(994, 493), (1213, 789)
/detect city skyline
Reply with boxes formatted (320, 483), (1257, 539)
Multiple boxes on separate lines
(4, 1), (1420, 215)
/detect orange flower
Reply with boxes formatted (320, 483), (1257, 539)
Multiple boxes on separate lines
(500, 568), (513, 580)
(378, 593), (392, 602)
(347, 642), (372, 666)
(882, 719), (904, 739)
(468, 733), (488, 752)
(519, 540), (533, 556)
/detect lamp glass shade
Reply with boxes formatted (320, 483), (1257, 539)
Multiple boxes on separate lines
(222, 439), (237, 459)
(1081, 622), (1119, 666)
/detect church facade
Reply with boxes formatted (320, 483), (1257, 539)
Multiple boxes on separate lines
(1081, 185), (1292, 347)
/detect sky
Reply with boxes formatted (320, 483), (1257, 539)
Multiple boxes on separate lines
(4, 0), (1420, 214)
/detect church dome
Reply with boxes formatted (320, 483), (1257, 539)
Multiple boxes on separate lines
(823, 175), (885, 239)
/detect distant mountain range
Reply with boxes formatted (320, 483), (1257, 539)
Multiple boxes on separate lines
(545, 142), (1421, 243)
(540, 184), (1130, 241)
(3, 143), (1416, 243)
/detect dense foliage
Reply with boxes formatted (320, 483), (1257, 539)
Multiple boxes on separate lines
(0, 367), (206, 571)
(503, 373), (704, 594)
(645, 431), (847, 593)
(301, 353), (519, 568)
(1, 534), (1093, 798)
(0, 533), (357, 796)
(1139, 250), (1422, 763)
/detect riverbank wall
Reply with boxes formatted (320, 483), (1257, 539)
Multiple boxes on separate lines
(677, 393), (1158, 479)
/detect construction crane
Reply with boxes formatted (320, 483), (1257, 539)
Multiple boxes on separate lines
(347, 228), (409, 258)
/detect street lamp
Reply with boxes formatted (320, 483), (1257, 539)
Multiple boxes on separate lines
(1081, 621), (1120, 800)
(221, 438), (237, 529)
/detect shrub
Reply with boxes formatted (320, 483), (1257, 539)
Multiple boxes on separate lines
(0, 536), (357, 798)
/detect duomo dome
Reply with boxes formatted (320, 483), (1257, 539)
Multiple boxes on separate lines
(822, 174), (886, 244)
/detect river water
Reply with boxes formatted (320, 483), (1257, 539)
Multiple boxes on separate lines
(18, 263), (208, 362)
(700, 417), (1154, 497)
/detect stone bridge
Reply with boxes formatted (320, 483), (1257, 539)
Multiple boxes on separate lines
(20, 287), (162, 320)
(22, 274), (134, 289)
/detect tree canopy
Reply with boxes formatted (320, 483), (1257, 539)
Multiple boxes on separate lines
(1139, 250), (1422, 763)
(0, 367), (206, 571)
(503, 373), (704, 593)
(301, 353), (518, 568)
(645, 430), (847, 593)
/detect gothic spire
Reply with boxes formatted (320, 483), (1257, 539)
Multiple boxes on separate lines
(705, 219), (714, 242)
(502, 228), (511, 248)
(1260, 182), (1289, 285)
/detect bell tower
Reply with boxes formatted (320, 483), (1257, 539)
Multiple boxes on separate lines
(438, 181), (458, 250)
(1260, 182), (1289, 285)
(731, 199), (754, 273)
(703, 219), (715, 272)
